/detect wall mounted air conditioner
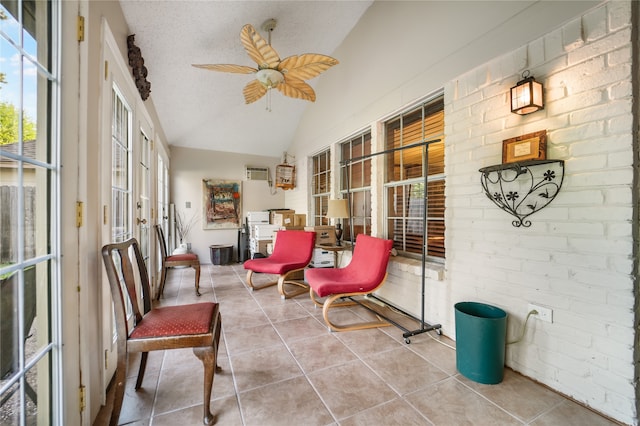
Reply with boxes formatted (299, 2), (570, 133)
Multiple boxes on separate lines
(245, 166), (269, 181)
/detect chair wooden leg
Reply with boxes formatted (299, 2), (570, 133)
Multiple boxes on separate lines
(109, 352), (128, 426)
(310, 287), (356, 309)
(193, 346), (217, 425)
(194, 263), (201, 296)
(135, 352), (148, 389)
(277, 269), (309, 299)
(156, 267), (167, 300)
(322, 293), (392, 332)
(245, 269), (277, 291)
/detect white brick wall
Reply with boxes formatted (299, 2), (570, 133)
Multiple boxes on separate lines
(445, 2), (635, 424)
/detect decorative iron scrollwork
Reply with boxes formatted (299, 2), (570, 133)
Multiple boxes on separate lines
(479, 159), (564, 227)
(127, 35), (151, 101)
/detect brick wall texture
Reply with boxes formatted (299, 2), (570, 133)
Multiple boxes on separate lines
(442, 2), (636, 423)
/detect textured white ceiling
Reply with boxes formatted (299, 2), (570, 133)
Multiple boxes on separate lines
(120, 0), (372, 157)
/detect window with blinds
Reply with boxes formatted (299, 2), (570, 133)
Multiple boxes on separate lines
(384, 96), (445, 260)
(311, 150), (331, 225)
(340, 131), (372, 243)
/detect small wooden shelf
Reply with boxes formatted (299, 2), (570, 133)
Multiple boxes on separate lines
(479, 159), (565, 227)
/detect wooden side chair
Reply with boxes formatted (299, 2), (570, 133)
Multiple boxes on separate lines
(243, 230), (316, 299)
(155, 224), (201, 300)
(102, 238), (221, 426)
(306, 234), (394, 332)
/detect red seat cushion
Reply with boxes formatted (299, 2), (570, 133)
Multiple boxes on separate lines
(243, 257), (308, 274)
(306, 235), (393, 297)
(130, 302), (216, 339)
(166, 253), (198, 262)
(244, 230), (315, 274)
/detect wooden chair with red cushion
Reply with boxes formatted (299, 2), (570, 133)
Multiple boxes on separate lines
(102, 238), (221, 426)
(306, 234), (394, 332)
(155, 224), (201, 300)
(243, 230), (316, 299)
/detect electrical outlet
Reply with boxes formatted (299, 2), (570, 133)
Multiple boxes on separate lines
(528, 303), (553, 323)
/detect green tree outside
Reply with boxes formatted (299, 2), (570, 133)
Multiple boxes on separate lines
(0, 102), (37, 145)
(0, 65), (37, 145)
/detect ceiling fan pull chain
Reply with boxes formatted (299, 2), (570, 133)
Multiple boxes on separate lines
(266, 88), (272, 112)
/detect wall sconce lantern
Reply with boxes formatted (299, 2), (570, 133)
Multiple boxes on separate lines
(510, 71), (544, 115)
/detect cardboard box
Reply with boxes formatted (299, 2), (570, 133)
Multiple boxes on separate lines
(272, 211), (295, 227)
(294, 214), (307, 227)
(270, 209), (294, 224)
(249, 238), (271, 256)
(304, 226), (336, 246)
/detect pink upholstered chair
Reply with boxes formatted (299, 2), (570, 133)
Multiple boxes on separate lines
(155, 224), (201, 300)
(102, 238), (221, 426)
(306, 234), (394, 332)
(243, 230), (316, 299)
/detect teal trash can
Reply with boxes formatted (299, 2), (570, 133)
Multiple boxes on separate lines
(455, 301), (507, 384)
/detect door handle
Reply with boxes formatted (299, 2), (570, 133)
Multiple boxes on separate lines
(136, 218), (147, 225)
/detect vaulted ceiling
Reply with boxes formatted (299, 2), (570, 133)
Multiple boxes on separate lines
(120, 1), (373, 157)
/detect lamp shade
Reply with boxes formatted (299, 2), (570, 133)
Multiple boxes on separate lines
(326, 199), (349, 219)
(510, 73), (544, 115)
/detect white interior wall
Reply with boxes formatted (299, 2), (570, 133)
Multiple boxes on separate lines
(169, 146), (286, 263)
(285, 1), (635, 424)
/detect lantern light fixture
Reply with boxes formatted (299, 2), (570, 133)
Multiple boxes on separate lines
(510, 70), (544, 115)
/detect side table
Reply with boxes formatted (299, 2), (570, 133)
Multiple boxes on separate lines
(315, 244), (346, 268)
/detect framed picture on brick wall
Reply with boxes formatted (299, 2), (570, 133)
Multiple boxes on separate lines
(502, 130), (547, 163)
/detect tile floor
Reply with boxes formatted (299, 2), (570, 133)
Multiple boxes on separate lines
(96, 263), (620, 426)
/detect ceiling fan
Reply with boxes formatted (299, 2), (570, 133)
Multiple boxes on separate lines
(193, 19), (339, 105)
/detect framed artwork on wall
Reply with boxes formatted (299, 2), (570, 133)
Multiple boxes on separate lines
(202, 179), (241, 229)
(502, 130), (547, 163)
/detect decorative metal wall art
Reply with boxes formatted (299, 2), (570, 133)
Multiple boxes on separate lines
(479, 159), (564, 227)
(127, 34), (151, 100)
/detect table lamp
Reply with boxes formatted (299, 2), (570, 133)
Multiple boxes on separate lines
(326, 199), (349, 246)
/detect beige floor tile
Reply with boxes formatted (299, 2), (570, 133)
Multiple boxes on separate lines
(287, 334), (358, 374)
(272, 315), (328, 343)
(307, 359), (397, 420)
(223, 322), (284, 356)
(229, 343), (303, 392)
(530, 399), (620, 426)
(458, 368), (566, 422)
(405, 377), (521, 425)
(261, 301), (312, 323)
(340, 398), (432, 426)
(404, 333), (457, 375)
(238, 376), (334, 426)
(335, 327), (401, 358)
(151, 394), (242, 426)
(117, 371), (158, 424)
(125, 350), (165, 380)
(153, 353), (210, 416)
(218, 308), (270, 332)
(364, 347), (449, 395)
(96, 265), (619, 426)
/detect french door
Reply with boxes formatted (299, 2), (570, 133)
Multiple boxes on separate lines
(98, 21), (156, 400)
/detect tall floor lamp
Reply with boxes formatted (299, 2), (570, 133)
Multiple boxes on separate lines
(326, 199), (349, 246)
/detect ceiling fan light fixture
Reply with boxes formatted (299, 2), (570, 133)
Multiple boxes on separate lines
(256, 68), (284, 88)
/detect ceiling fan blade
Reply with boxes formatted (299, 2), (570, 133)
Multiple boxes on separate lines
(243, 80), (267, 104)
(277, 78), (316, 102)
(192, 64), (257, 74)
(240, 24), (281, 69)
(278, 54), (339, 81)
